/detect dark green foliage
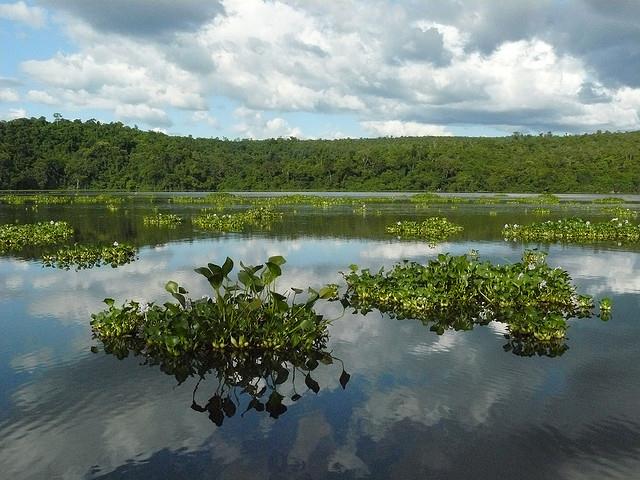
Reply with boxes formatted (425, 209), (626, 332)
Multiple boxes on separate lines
(343, 250), (611, 355)
(2, 117), (640, 192)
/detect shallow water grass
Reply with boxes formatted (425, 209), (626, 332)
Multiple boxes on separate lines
(342, 250), (610, 355)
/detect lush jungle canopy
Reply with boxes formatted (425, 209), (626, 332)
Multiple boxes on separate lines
(1, 117), (639, 192)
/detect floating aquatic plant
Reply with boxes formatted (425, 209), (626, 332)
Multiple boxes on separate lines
(91, 256), (337, 358)
(600, 206), (637, 219)
(385, 217), (463, 241)
(0, 221), (74, 252)
(503, 218), (640, 242)
(42, 242), (137, 270)
(531, 208), (551, 216)
(90, 255), (348, 425)
(342, 250), (610, 356)
(143, 212), (183, 227)
(192, 207), (282, 232)
(592, 197), (625, 204)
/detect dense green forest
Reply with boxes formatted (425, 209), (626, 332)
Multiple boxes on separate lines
(1, 117), (639, 192)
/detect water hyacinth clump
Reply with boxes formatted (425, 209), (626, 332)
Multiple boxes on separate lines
(192, 207), (282, 232)
(42, 242), (137, 270)
(503, 218), (640, 242)
(0, 221), (74, 252)
(91, 256), (336, 358)
(143, 212), (183, 228)
(342, 250), (610, 354)
(531, 208), (551, 216)
(592, 197), (625, 204)
(170, 193), (242, 206)
(386, 217), (463, 241)
(600, 206), (638, 219)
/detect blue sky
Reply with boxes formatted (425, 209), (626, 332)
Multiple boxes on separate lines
(1, 0), (639, 139)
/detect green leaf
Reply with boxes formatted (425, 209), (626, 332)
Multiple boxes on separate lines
(103, 298), (115, 306)
(238, 270), (252, 286)
(265, 261), (282, 277)
(221, 257), (234, 276)
(319, 285), (336, 299)
(194, 267), (213, 280)
(268, 255), (286, 266)
(165, 281), (179, 294)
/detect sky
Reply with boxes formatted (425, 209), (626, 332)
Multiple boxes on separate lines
(0, 0), (639, 139)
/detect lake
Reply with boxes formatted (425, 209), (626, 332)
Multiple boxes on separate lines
(1, 195), (639, 479)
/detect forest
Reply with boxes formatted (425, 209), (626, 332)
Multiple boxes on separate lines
(1, 117), (639, 192)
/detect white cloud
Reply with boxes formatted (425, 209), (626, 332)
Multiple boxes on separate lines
(26, 89), (57, 105)
(0, 88), (19, 102)
(233, 107), (303, 139)
(190, 110), (219, 128)
(1, 108), (27, 120)
(11, 0), (640, 134)
(0, 1), (46, 28)
(114, 104), (171, 127)
(361, 120), (452, 137)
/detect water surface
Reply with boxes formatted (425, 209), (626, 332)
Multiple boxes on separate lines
(1, 196), (639, 479)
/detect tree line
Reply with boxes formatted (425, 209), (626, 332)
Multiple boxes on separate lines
(1, 117), (639, 192)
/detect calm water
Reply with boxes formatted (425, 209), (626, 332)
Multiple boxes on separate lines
(1, 197), (640, 479)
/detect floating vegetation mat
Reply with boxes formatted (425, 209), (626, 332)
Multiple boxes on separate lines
(91, 255), (348, 424)
(343, 250), (611, 356)
(192, 207), (282, 232)
(600, 206), (637, 219)
(531, 208), (551, 216)
(143, 212), (183, 227)
(592, 197), (625, 204)
(91, 256), (337, 357)
(411, 193), (561, 205)
(386, 217), (463, 241)
(0, 221), (74, 252)
(42, 242), (137, 270)
(503, 218), (640, 242)
(0, 194), (125, 206)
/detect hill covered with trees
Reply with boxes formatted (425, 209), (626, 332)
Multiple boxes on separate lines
(1, 117), (639, 192)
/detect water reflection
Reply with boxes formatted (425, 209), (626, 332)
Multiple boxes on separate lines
(2, 203), (640, 479)
(93, 344), (350, 427)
